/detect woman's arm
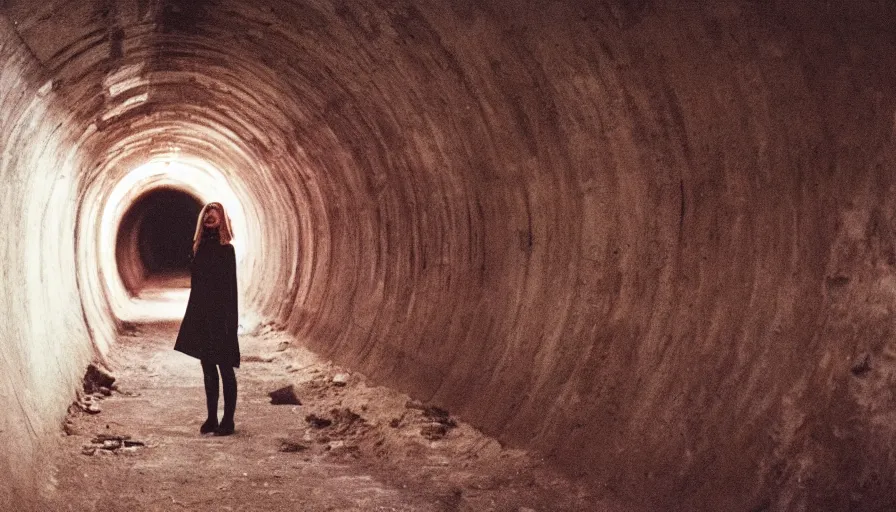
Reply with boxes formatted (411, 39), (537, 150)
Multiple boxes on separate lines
(225, 244), (238, 335)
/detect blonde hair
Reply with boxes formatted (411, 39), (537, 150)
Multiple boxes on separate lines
(192, 202), (234, 256)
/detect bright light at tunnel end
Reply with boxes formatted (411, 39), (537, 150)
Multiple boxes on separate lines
(100, 155), (249, 324)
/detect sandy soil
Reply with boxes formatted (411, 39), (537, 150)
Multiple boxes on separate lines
(44, 322), (615, 511)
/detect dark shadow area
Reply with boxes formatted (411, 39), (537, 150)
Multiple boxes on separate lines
(116, 187), (203, 295)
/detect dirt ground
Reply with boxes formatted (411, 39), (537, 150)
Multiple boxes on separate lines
(44, 322), (615, 511)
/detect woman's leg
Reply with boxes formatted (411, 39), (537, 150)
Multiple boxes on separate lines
(216, 365), (237, 435)
(200, 359), (219, 433)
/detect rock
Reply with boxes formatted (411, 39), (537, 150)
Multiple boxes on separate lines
(420, 423), (449, 440)
(332, 373), (349, 386)
(423, 405), (451, 421)
(93, 435), (121, 449)
(278, 441), (308, 453)
(269, 385), (302, 405)
(86, 434), (144, 453)
(326, 440), (360, 457)
(422, 406), (458, 428)
(98, 386), (112, 396)
(92, 433), (129, 442)
(305, 414), (332, 429)
(81, 446), (96, 456)
(242, 354), (276, 363)
(78, 397), (101, 414)
(389, 418), (401, 428)
(276, 341), (290, 352)
(329, 408), (363, 431)
(519, 508), (537, 512)
(83, 364), (116, 394)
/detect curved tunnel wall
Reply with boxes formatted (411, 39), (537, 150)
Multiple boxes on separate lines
(0, 15), (94, 508)
(2, 1), (896, 509)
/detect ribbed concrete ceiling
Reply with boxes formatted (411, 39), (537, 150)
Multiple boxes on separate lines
(2, 1), (896, 509)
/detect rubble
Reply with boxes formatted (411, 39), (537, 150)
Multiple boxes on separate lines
(326, 440), (360, 458)
(305, 414), (332, 429)
(269, 385), (302, 405)
(423, 406), (457, 428)
(83, 363), (116, 394)
(328, 408), (365, 436)
(77, 395), (101, 415)
(242, 354), (276, 363)
(80, 434), (146, 456)
(278, 440), (308, 453)
(404, 402), (458, 439)
(420, 424), (449, 441)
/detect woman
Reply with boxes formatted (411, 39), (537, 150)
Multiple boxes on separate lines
(174, 201), (240, 436)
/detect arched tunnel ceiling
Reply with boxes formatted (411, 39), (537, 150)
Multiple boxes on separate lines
(2, 1), (896, 509)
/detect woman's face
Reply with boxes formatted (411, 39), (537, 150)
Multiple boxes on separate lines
(203, 207), (222, 229)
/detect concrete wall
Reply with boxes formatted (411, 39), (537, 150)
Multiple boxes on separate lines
(0, 16), (98, 508)
(2, 1), (896, 509)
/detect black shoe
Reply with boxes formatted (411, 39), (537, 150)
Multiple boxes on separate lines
(214, 420), (234, 436)
(200, 418), (218, 434)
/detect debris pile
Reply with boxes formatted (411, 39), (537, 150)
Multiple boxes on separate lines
(81, 434), (145, 456)
(76, 395), (102, 415)
(83, 363), (116, 395)
(305, 413), (332, 429)
(71, 363), (119, 416)
(405, 401), (458, 440)
(292, 407), (371, 459)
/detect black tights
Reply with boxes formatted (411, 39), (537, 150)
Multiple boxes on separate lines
(200, 360), (237, 425)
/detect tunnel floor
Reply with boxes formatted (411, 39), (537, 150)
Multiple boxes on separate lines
(46, 323), (610, 511)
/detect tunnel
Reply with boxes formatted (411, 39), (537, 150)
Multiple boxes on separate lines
(116, 187), (203, 294)
(1, 1), (896, 510)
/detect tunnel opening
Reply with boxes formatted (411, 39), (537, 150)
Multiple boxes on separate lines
(115, 186), (203, 296)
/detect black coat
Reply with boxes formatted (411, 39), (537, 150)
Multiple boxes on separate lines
(174, 230), (240, 367)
